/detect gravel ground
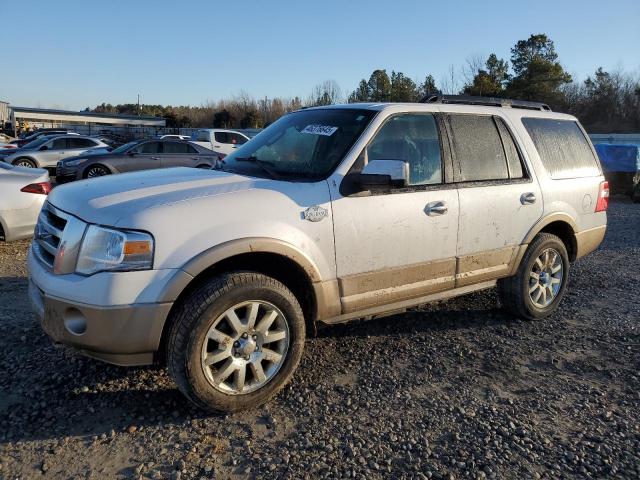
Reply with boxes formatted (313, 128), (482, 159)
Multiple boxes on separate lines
(1, 199), (639, 480)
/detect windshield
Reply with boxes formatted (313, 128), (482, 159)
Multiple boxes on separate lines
(222, 108), (376, 180)
(21, 137), (50, 150)
(111, 141), (140, 154)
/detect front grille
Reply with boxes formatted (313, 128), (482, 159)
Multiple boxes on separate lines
(33, 203), (68, 269)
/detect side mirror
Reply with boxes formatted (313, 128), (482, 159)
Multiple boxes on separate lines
(355, 159), (409, 190)
(39, 145), (49, 151)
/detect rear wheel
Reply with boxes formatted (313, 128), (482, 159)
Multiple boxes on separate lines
(13, 158), (36, 168)
(498, 233), (569, 320)
(84, 165), (110, 178)
(166, 272), (305, 412)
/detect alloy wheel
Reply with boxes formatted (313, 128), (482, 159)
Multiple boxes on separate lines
(201, 300), (290, 395)
(528, 248), (563, 308)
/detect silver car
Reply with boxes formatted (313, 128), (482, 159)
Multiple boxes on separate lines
(3, 135), (109, 169)
(0, 161), (50, 241)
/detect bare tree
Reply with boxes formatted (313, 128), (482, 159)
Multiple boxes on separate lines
(307, 80), (343, 106)
(440, 64), (461, 94)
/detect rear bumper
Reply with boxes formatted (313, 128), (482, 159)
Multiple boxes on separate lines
(0, 196), (45, 242)
(29, 278), (171, 366)
(574, 224), (607, 260)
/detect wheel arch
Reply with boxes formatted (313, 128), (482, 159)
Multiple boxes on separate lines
(12, 156), (38, 167)
(523, 213), (578, 261)
(155, 238), (333, 362)
(82, 163), (112, 178)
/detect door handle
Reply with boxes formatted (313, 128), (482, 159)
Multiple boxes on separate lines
(425, 201), (448, 216)
(520, 192), (537, 205)
(150, 156), (160, 160)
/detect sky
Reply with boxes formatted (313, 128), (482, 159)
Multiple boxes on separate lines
(1, 0), (639, 110)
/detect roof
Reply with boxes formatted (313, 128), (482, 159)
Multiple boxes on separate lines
(11, 106), (162, 121)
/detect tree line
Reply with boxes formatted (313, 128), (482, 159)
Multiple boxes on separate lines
(91, 34), (640, 133)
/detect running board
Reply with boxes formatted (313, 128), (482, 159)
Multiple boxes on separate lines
(319, 280), (497, 325)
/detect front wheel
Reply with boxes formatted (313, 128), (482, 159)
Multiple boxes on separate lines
(498, 233), (569, 320)
(84, 165), (110, 178)
(166, 272), (305, 412)
(13, 158), (36, 168)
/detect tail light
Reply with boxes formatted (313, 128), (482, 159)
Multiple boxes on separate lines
(20, 182), (52, 195)
(595, 181), (609, 212)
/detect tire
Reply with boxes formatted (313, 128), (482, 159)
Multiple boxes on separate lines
(166, 272), (305, 412)
(13, 158), (36, 168)
(84, 165), (110, 179)
(498, 233), (570, 320)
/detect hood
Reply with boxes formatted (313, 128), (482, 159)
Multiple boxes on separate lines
(47, 167), (259, 226)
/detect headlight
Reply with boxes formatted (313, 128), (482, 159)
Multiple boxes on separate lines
(64, 158), (87, 167)
(76, 225), (154, 275)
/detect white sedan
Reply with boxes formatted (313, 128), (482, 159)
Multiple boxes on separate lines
(0, 161), (51, 241)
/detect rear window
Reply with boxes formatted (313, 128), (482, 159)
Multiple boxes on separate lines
(522, 118), (600, 179)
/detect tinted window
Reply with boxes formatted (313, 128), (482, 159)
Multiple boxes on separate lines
(448, 114), (509, 182)
(229, 133), (248, 145)
(68, 138), (96, 149)
(134, 142), (162, 154)
(50, 138), (68, 150)
(495, 118), (524, 178)
(367, 114), (442, 185)
(163, 142), (191, 154)
(522, 118), (600, 179)
(215, 132), (230, 143)
(195, 131), (210, 142)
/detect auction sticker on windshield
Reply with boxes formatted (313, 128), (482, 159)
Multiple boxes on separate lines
(301, 125), (338, 136)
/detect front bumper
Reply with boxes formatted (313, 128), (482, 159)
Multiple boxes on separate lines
(29, 278), (172, 366)
(27, 247), (187, 366)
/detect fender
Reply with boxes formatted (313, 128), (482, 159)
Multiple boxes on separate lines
(522, 212), (578, 244)
(157, 237), (325, 303)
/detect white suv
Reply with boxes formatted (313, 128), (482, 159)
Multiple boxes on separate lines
(28, 96), (608, 412)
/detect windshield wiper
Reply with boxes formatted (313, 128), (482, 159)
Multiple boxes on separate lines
(235, 155), (283, 180)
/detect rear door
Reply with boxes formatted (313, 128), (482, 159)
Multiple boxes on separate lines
(160, 141), (204, 168)
(445, 113), (543, 286)
(38, 137), (68, 167)
(65, 137), (100, 159)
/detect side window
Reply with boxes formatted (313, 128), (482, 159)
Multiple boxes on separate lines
(447, 114), (509, 182)
(195, 131), (210, 142)
(229, 133), (248, 145)
(522, 118), (600, 179)
(162, 142), (190, 154)
(68, 138), (95, 149)
(135, 142), (162, 154)
(186, 144), (199, 154)
(214, 132), (230, 143)
(494, 117), (524, 179)
(50, 138), (68, 150)
(366, 114), (442, 185)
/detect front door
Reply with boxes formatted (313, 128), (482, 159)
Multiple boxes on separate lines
(125, 141), (163, 172)
(331, 113), (459, 314)
(444, 113), (543, 286)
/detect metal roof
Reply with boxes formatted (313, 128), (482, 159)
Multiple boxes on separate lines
(10, 106), (163, 121)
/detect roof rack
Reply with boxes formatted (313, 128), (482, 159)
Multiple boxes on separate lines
(420, 94), (551, 112)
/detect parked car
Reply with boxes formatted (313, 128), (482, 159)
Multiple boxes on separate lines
(190, 129), (250, 155)
(0, 161), (51, 241)
(3, 135), (110, 169)
(12, 129), (79, 148)
(158, 134), (191, 141)
(0, 142), (18, 151)
(29, 96), (607, 412)
(55, 139), (219, 182)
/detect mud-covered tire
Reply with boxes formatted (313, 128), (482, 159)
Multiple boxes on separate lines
(166, 272), (305, 413)
(498, 233), (570, 320)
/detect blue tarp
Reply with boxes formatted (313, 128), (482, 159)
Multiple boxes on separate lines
(594, 144), (640, 173)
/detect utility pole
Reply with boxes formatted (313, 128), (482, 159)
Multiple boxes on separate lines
(137, 94), (140, 116)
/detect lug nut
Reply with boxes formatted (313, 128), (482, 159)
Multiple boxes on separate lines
(245, 356), (250, 361)
(252, 335), (257, 340)
(233, 341), (239, 347)
(242, 333), (248, 339)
